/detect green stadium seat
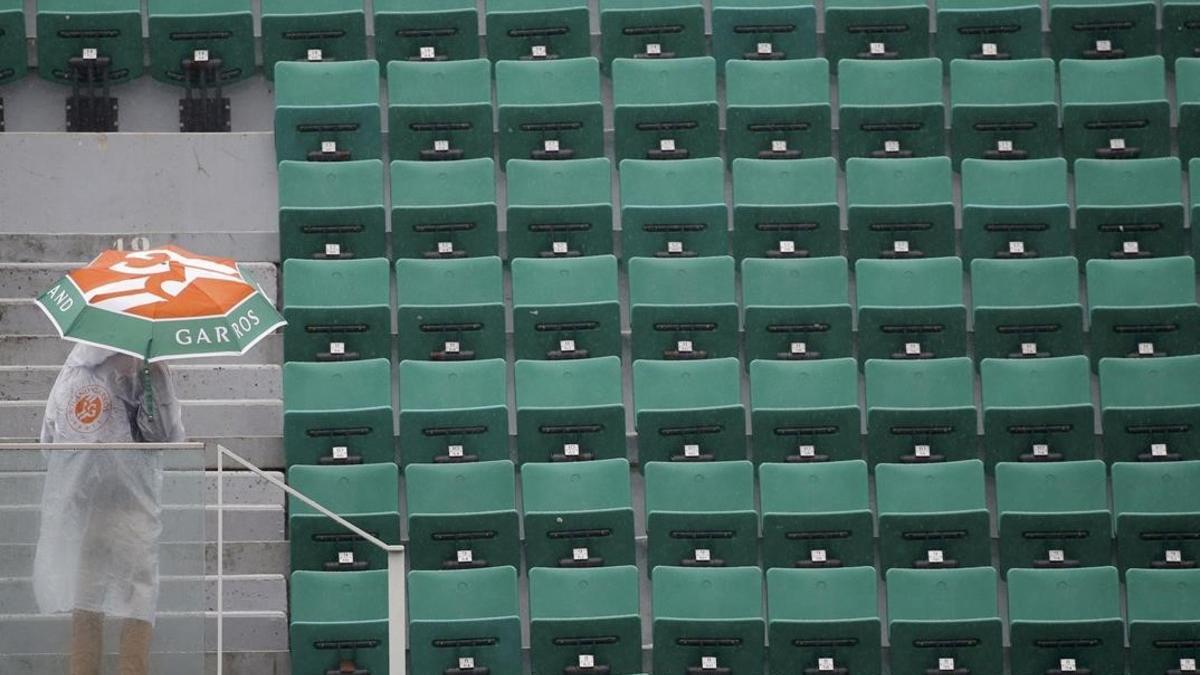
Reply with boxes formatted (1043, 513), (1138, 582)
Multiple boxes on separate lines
(515, 357), (626, 464)
(981, 356), (1096, 467)
(743, 257), (853, 364)
(281, 258), (391, 363)
(496, 58), (603, 166)
(856, 258), (967, 362)
(1166, 6), (1200, 69)
(1087, 258), (1200, 363)
(760, 461), (873, 569)
(599, 0), (706, 71)
(1126, 569), (1200, 675)
(712, 0), (818, 68)
(876, 460), (991, 570)
(887, 567), (1004, 675)
(628, 256), (738, 362)
(1008, 567), (1125, 675)
(505, 158), (614, 259)
(996, 460), (1111, 574)
(395, 256), (505, 363)
(405, 460), (519, 571)
(147, 0), (255, 88)
(511, 255), (621, 361)
(1060, 57), (1170, 164)
(960, 159), (1072, 262)
(290, 570), (390, 675)
(273, 61), (381, 162)
(750, 358), (861, 463)
(837, 58), (943, 162)
(845, 157), (955, 262)
(386, 59), (492, 163)
(529, 566), (642, 675)
(390, 158), (498, 259)
(277, 160), (387, 263)
(1075, 158), (1187, 261)
(261, 0), (367, 80)
(287, 463), (402, 572)
(1114, 461), (1200, 571)
(824, 0), (930, 66)
(408, 566), (522, 675)
(1049, 0), (1155, 60)
(936, 0), (1043, 62)
(521, 459), (637, 569)
(398, 359), (509, 466)
(724, 60), (832, 162)
(865, 358), (978, 465)
(0, 0), (25, 91)
(283, 359), (395, 466)
(1100, 357), (1200, 463)
(485, 0), (591, 62)
(633, 358), (746, 464)
(651, 566), (765, 675)
(611, 57), (719, 163)
(767, 567), (881, 675)
(374, 0), (477, 65)
(620, 158), (729, 258)
(645, 461), (758, 571)
(950, 60), (1060, 168)
(971, 257), (1085, 361)
(36, 0), (143, 86)
(1180, 60), (1200, 165)
(732, 158), (840, 260)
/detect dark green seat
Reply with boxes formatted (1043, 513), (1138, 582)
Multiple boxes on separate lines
(960, 159), (1072, 262)
(406, 460), (519, 571)
(529, 566), (642, 675)
(496, 58), (603, 166)
(386, 59), (491, 163)
(395, 256), (505, 363)
(652, 566), (765, 675)
(971, 257), (1085, 361)
(1100, 357), (1200, 463)
(838, 59), (944, 162)
(628, 256), (738, 362)
(996, 460), (1111, 574)
(505, 158), (614, 259)
(887, 567), (1003, 675)
(398, 359), (509, 466)
(1166, 7), (1200, 70)
(633, 358), (746, 464)
(724, 60), (831, 162)
(390, 158), (498, 259)
(767, 567), (880, 675)
(274, 61), (381, 162)
(1114, 461), (1200, 571)
(611, 57), (719, 163)
(936, 0), (1043, 62)
(981, 356), (1096, 467)
(408, 566), (522, 675)
(287, 463), (402, 573)
(282, 258), (391, 363)
(373, 0), (478, 64)
(277, 159), (387, 262)
(599, 0), (706, 71)
(950, 60), (1060, 168)
(1008, 567), (1125, 675)
(148, 0), (255, 87)
(845, 157), (955, 261)
(1127, 569), (1200, 675)
(865, 358), (978, 466)
(1049, 0), (1156, 60)
(283, 359), (395, 466)
(521, 459), (636, 570)
(619, 158), (728, 258)
(1060, 57), (1170, 164)
(856, 258), (967, 362)
(0, 0), (25, 88)
(511, 255), (621, 361)
(290, 570), (390, 675)
(36, 0), (143, 85)
(732, 158), (840, 260)
(877, 460), (991, 570)
(712, 0), (818, 69)
(485, 0), (590, 62)
(760, 461), (873, 569)
(824, 0), (930, 66)
(1075, 158), (1187, 261)
(750, 358), (861, 463)
(645, 461), (758, 571)
(1087, 258), (1200, 363)
(743, 257), (853, 365)
(261, 0), (367, 80)
(1179, 59), (1200, 165)
(515, 357), (626, 464)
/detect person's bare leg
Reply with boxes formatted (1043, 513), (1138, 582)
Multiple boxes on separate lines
(71, 610), (103, 675)
(118, 619), (152, 675)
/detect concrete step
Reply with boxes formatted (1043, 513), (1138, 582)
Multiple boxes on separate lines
(0, 541), (290, 577)
(0, 364), (282, 401)
(0, 504), (285, 544)
(0, 470), (285, 507)
(0, 650), (290, 675)
(0, 334), (284, 365)
(0, 262), (278, 303)
(0, 437), (286, 471)
(0, 232), (279, 264)
(0, 610), (288, 653)
(0, 574), (286, 614)
(0, 400), (284, 438)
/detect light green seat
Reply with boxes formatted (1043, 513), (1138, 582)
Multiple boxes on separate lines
(496, 58), (603, 166)
(277, 160), (387, 263)
(1114, 461), (1200, 571)
(406, 460), (519, 571)
(373, 0), (478, 64)
(981, 356), (1096, 467)
(732, 157), (840, 260)
(148, 0), (254, 87)
(611, 57), (719, 163)
(838, 59), (944, 162)
(398, 359), (509, 466)
(1049, 0), (1156, 60)
(620, 158), (729, 259)
(712, 0), (818, 69)
(996, 460), (1111, 575)
(651, 566), (765, 675)
(877, 460), (991, 570)
(282, 258), (391, 363)
(390, 158), (498, 259)
(261, 0), (367, 81)
(1179, 59), (1200, 164)
(743, 257), (853, 364)
(961, 159), (1072, 262)
(485, 0), (590, 62)
(724, 60), (831, 162)
(290, 570), (389, 675)
(971, 257), (1085, 361)
(633, 358), (746, 464)
(283, 359), (395, 467)
(0, 0), (25, 88)
(529, 566), (642, 675)
(886, 567), (1003, 675)
(845, 157), (955, 262)
(36, 0), (142, 86)
(1127, 569), (1200, 675)
(936, 0), (1042, 62)
(767, 567), (880, 675)
(1075, 158), (1187, 261)
(760, 461), (873, 569)
(1008, 567), (1125, 675)
(505, 158), (614, 259)
(1100, 357), (1200, 463)
(599, 0), (706, 71)
(515, 357), (626, 465)
(511, 256), (620, 361)
(628, 256), (738, 362)
(521, 459), (636, 570)
(645, 461), (758, 572)
(865, 358), (977, 466)
(273, 61), (381, 162)
(1087, 258), (1200, 363)
(856, 258), (967, 362)
(287, 463), (401, 573)
(386, 59), (492, 162)
(824, 0), (930, 66)
(750, 358), (861, 463)
(1060, 57), (1170, 164)
(395, 256), (505, 363)
(408, 566), (522, 675)
(950, 60), (1060, 168)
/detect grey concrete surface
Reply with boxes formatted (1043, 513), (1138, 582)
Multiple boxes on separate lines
(0, 232), (279, 264)
(0, 364), (281, 401)
(0, 400), (283, 438)
(0, 611), (288, 653)
(0, 574), (286, 614)
(0, 469), (284, 506)
(0, 334), (283, 364)
(0, 262), (278, 301)
(0, 504), (283, 543)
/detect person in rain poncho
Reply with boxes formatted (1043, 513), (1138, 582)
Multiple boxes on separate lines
(33, 344), (186, 675)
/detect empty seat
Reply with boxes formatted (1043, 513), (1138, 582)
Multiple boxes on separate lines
(1101, 356), (1200, 463)
(996, 461), (1111, 574)
(750, 359), (861, 463)
(628, 256), (738, 362)
(824, 0), (930, 66)
(724, 60), (832, 162)
(651, 566), (765, 675)
(287, 463), (402, 572)
(1126, 569), (1200, 675)
(496, 58), (603, 165)
(485, 0), (590, 62)
(1049, 0), (1155, 60)
(505, 158), (614, 259)
(620, 158), (729, 258)
(261, 0), (367, 80)
(395, 256), (505, 363)
(712, 0), (818, 68)
(522, 459), (637, 569)
(529, 566), (642, 675)
(398, 359), (509, 466)
(511, 255), (621, 361)
(767, 567), (881, 675)
(936, 0), (1043, 62)
(386, 59), (492, 163)
(887, 567), (1004, 675)
(282, 258), (391, 363)
(373, 0), (478, 64)
(1075, 158), (1187, 261)
(36, 0), (142, 87)
(283, 359), (395, 466)
(1087, 257), (1200, 363)
(1008, 567), (1125, 675)
(950, 59), (1060, 168)
(1167, 6), (1200, 70)
(408, 566), (522, 675)
(0, 0), (25, 89)
(761, 461), (873, 569)
(1179, 59), (1200, 165)
(1113, 461), (1200, 571)
(274, 60), (381, 162)
(971, 257), (1085, 361)
(611, 57), (719, 163)
(845, 157), (955, 262)
(390, 158), (498, 259)
(1060, 56), (1170, 163)
(743, 257), (853, 364)
(645, 461), (758, 571)
(515, 357), (626, 464)
(633, 358), (746, 464)
(290, 570), (389, 675)
(981, 356), (1096, 467)
(148, 0), (255, 87)
(865, 358), (977, 465)
(856, 257), (967, 362)
(406, 460), (520, 571)
(837, 58), (944, 161)
(960, 159), (1072, 262)
(877, 460), (991, 570)
(599, 0), (706, 70)
(732, 158), (840, 260)
(277, 159), (387, 262)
